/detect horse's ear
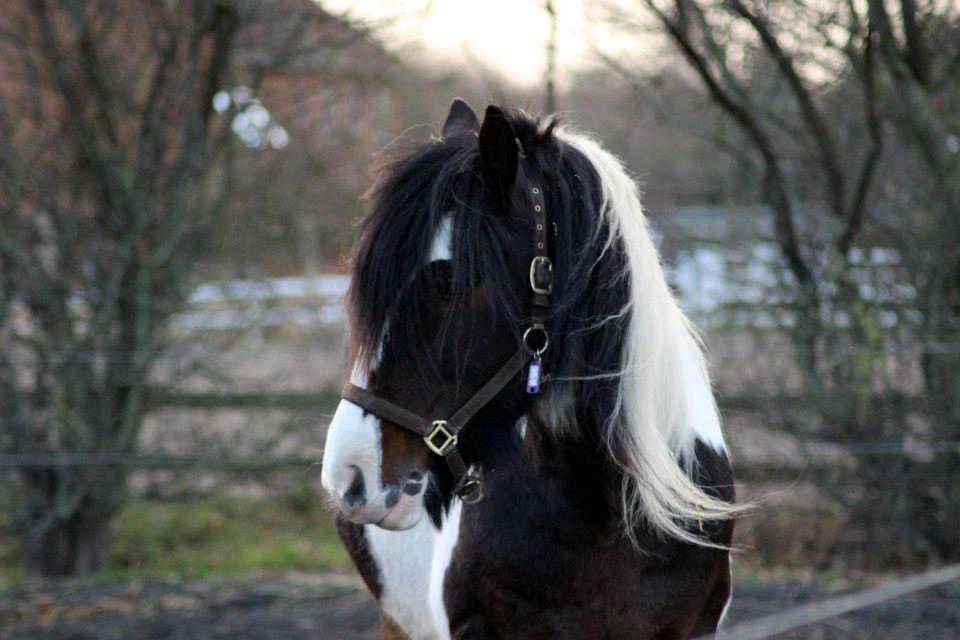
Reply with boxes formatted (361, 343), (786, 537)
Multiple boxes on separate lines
(478, 105), (518, 201)
(442, 98), (479, 138)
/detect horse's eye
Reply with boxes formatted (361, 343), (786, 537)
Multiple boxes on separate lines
(423, 260), (454, 300)
(435, 274), (453, 300)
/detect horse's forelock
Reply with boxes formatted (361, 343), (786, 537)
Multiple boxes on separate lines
(348, 113), (545, 375)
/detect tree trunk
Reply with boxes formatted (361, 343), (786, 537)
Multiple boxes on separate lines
(919, 342), (960, 561)
(19, 466), (122, 578)
(22, 506), (114, 577)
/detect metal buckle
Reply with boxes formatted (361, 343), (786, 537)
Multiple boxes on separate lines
(424, 420), (457, 456)
(529, 256), (553, 295)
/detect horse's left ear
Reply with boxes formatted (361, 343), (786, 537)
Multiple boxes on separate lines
(442, 98), (479, 138)
(478, 105), (519, 202)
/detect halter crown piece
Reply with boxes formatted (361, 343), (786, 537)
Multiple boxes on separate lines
(341, 144), (553, 504)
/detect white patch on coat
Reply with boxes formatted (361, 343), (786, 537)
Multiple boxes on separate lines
(321, 400), (381, 503)
(428, 499), (463, 640)
(366, 516), (442, 639)
(515, 415), (528, 440)
(430, 215), (453, 261)
(681, 349), (726, 452)
(718, 558), (733, 628)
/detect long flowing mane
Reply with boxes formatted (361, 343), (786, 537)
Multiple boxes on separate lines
(555, 127), (740, 546)
(349, 109), (740, 546)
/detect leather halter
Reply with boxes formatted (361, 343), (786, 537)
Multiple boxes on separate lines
(342, 156), (553, 504)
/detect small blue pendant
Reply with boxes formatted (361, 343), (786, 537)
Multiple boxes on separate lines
(526, 358), (542, 395)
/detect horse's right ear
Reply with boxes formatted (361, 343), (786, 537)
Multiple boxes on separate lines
(478, 105), (518, 202)
(442, 98), (479, 138)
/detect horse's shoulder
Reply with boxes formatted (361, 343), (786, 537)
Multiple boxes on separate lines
(692, 439), (736, 504)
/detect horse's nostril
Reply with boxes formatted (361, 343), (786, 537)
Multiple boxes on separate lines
(343, 466), (367, 508)
(403, 471), (425, 496)
(384, 486), (401, 509)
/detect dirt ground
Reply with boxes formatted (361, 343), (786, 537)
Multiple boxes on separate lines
(1, 572), (957, 639)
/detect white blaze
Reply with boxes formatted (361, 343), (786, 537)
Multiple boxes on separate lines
(430, 215), (453, 261)
(321, 399), (381, 503)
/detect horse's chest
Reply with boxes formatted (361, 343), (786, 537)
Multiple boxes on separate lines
(439, 491), (729, 639)
(344, 498), (729, 640)
(362, 515), (444, 639)
(441, 522), (638, 638)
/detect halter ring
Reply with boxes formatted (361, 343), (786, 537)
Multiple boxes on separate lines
(522, 324), (549, 357)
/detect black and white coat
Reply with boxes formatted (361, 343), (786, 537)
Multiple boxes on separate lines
(322, 102), (738, 640)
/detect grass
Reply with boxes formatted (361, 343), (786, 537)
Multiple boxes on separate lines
(111, 488), (350, 578)
(0, 487), (924, 586)
(0, 485), (352, 585)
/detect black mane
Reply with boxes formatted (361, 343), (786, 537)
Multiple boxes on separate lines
(349, 109), (631, 440)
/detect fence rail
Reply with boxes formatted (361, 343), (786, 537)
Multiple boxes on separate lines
(1, 440), (957, 472)
(151, 389), (935, 412)
(152, 389), (339, 409)
(0, 390), (955, 472)
(704, 562), (960, 639)
(0, 453), (321, 469)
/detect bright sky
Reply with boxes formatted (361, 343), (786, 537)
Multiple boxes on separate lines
(322, 0), (594, 87)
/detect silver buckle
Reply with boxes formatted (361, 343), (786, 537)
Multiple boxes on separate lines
(424, 420), (457, 456)
(529, 256), (553, 295)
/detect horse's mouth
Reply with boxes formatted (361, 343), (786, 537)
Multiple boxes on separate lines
(372, 506), (424, 531)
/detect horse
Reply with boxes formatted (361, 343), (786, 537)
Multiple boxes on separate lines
(321, 99), (741, 640)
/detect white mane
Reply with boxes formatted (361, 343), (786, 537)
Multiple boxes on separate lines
(556, 126), (742, 546)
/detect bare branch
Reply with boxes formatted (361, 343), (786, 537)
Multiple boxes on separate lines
(900, 0), (932, 86)
(838, 20), (884, 255)
(725, 0), (847, 223)
(645, 0), (816, 291)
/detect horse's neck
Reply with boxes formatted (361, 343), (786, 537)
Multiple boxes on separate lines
(502, 409), (623, 527)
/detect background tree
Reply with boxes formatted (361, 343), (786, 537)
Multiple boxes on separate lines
(0, 0), (405, 577)
(0, 0), (244, 577)
(596, 0), (960, 564)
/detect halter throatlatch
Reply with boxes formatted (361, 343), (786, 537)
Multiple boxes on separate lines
(342, 157), (553, 504)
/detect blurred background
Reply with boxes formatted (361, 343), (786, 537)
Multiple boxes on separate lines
(0, 1), (958, 638)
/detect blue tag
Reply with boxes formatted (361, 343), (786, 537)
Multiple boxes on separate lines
(526, 359), (542, 395)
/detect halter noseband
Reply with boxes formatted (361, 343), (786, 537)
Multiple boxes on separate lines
(342, 157), (553, 504)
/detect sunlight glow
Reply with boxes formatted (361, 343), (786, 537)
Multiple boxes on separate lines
(321, 0), (591, 87)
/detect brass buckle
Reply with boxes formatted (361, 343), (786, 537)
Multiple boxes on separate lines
(424, 420), (457, 456)
(529, 256), (553, 295)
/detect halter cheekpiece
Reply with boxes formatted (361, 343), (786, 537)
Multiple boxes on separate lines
(342, 149), (553, 504)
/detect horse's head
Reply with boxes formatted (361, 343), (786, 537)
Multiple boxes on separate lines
(322, 101), (559, 529)
(322, 99), (741, 545)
